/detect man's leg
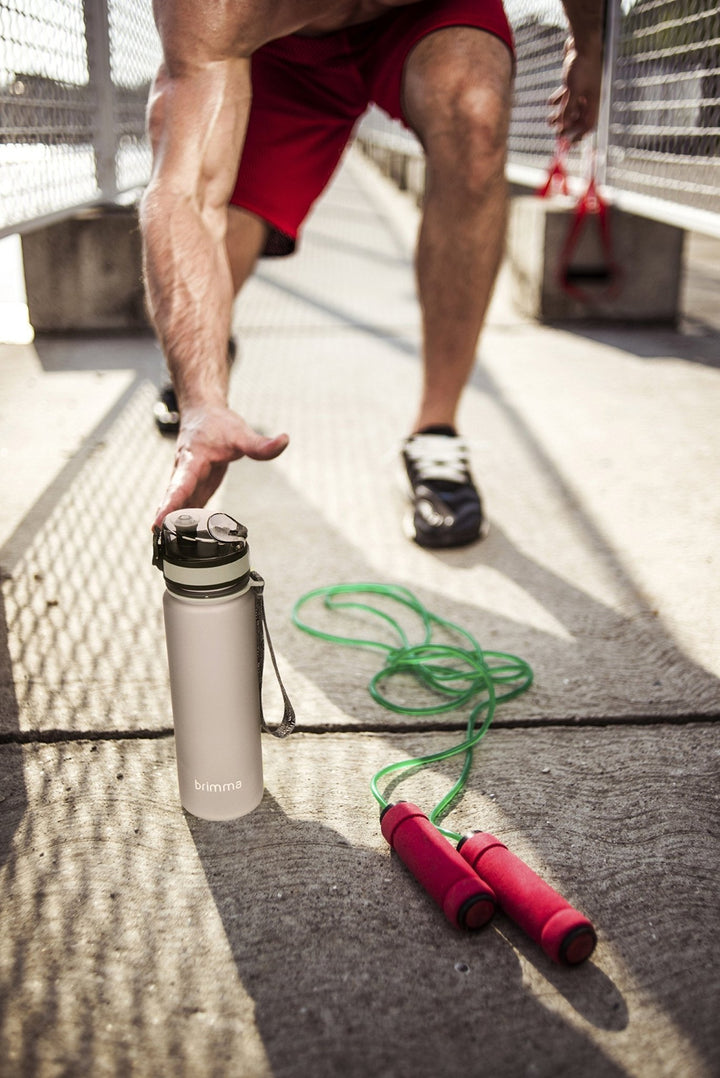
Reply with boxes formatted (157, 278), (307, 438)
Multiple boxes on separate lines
(403, 27), (513, 434)
(396, 27), (512, 547)
(225, 206), (269, 294)
(154, 206), (267, 434)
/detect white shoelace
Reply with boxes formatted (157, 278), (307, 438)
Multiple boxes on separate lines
(405, 434), (470, 485)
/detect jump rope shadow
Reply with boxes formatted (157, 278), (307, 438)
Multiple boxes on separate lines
(186, 792), (629, 1078)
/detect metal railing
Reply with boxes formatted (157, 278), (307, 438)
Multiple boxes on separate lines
(359, 0), (720, 237)
(602, 0), (720, 230)
(1, 0), (719, 238)
(0, 0), (160, 238)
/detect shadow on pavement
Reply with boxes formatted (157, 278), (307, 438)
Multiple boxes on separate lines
(222, 452), (719, 1073)
(1, 195), (718, 1071)
(0, 345), (172, 897)
(554, 322), (720, 369)
(31, 332), (164, 378)
(187, 793), (629, 1077)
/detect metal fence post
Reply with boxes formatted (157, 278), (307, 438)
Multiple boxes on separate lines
(83, 0), (118, 201)
(595, 0), (620, 189)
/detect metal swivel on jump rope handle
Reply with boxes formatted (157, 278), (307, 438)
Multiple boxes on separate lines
(536, 136), (571, 198)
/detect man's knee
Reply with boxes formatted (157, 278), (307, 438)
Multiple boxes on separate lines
(443, 82), (509, 176)
(405, 30), (512, 197)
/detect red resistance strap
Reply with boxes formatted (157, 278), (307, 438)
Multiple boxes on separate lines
(557, 176), (621, 302)
(536, 137), (571, 198)
(537, 142), (621, 303)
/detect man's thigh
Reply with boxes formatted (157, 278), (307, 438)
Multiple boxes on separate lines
(229, 36), (368, 254)
(361, 0), (514, 128)
(229, 2), (515, 251)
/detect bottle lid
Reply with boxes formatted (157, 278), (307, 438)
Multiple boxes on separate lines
(153, 510), (251, 595)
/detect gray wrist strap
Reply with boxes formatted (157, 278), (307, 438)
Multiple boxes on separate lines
(250, 572), (296, 738)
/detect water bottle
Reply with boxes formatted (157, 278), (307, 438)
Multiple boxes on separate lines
(153, 508), (268, 820)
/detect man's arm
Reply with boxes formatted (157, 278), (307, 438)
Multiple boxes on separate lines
(141, 2), (288, 529)
(549, 0), (605, 141)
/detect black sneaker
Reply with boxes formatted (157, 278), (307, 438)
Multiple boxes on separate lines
(402, 425), (488, 548)
(153, 383), (180, 435)
(154, 340), (237, 436)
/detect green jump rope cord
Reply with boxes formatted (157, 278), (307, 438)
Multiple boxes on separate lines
(292, 583), (533, 842)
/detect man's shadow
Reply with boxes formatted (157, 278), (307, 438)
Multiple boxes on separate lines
(186, 791), (628, 1077)
(0, 337), (169, 871)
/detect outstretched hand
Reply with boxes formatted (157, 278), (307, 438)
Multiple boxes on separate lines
(152, 404), (289, 530)
(548, 36), (603, 142)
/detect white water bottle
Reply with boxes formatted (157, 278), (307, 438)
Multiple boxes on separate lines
(153, 509), (267, 820)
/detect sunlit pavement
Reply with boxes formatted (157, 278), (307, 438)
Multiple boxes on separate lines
(0, 147), (718, 1077)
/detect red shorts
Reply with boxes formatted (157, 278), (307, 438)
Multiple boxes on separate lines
(230, 0), (514, 255)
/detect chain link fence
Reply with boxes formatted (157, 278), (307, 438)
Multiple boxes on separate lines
(359, 0), (720, 236)
(1, 1), (719, 238)
(0, 0), (160, 237)
(604, 0), (720, 224)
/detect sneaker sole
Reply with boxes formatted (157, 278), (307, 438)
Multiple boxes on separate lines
(396, 461), (490, 548)
(153, 400), (180, 437)
(403, 509), (490, 549)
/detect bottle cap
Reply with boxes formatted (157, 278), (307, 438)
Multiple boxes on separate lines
(153, 509), (251, 595)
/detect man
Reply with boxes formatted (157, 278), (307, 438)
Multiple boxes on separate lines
(142, 0), (603, 546)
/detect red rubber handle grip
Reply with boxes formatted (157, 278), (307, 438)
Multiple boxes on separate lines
(458, 832), (596, 964)
(381, 804), (496, 930)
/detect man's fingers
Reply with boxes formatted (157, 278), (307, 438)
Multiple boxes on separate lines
(151, 405), (290, 529)
(243, 431), (290, 461)
(548, 90), (591, 142)
(152, 466), (227, 530)
(151, 419), (289, 529)
(152, 449), (226, 528)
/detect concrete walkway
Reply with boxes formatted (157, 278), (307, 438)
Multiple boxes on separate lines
(0, 147), (718, 1078)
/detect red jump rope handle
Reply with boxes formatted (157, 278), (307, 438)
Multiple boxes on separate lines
(381, 804), (496, 930)
(458, 832), (596, 965)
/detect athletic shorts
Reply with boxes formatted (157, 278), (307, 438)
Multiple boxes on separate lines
(229, 0), (514, 255)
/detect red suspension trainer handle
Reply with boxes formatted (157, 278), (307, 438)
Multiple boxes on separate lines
(381, 803), (496, 930)
(457, 832), (597, 965)
(557, 177), (620, 303)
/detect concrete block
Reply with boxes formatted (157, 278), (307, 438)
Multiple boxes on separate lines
(21, 205), (150, 332)
(356, 141), (425, 207)
(405, 155), (426, 205)
(387, 151), (407, 190)
(507, 194), (685, 323)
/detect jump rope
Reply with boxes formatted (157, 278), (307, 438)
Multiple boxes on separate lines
(292, 583), (597, 966)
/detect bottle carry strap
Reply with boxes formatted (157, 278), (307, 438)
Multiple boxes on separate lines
(250, 572), (296, 738)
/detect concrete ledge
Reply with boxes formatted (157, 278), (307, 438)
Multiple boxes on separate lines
(507, 194), (685, 324)
(356, 138), (426, 206)
(21, 205), (150, 333)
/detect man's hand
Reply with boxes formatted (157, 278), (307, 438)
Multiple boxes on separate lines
(153, 405), (289, 529)
(548, 36), (603, 142)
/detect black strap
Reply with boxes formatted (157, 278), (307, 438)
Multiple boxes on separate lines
(250, 571), (296, 738)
